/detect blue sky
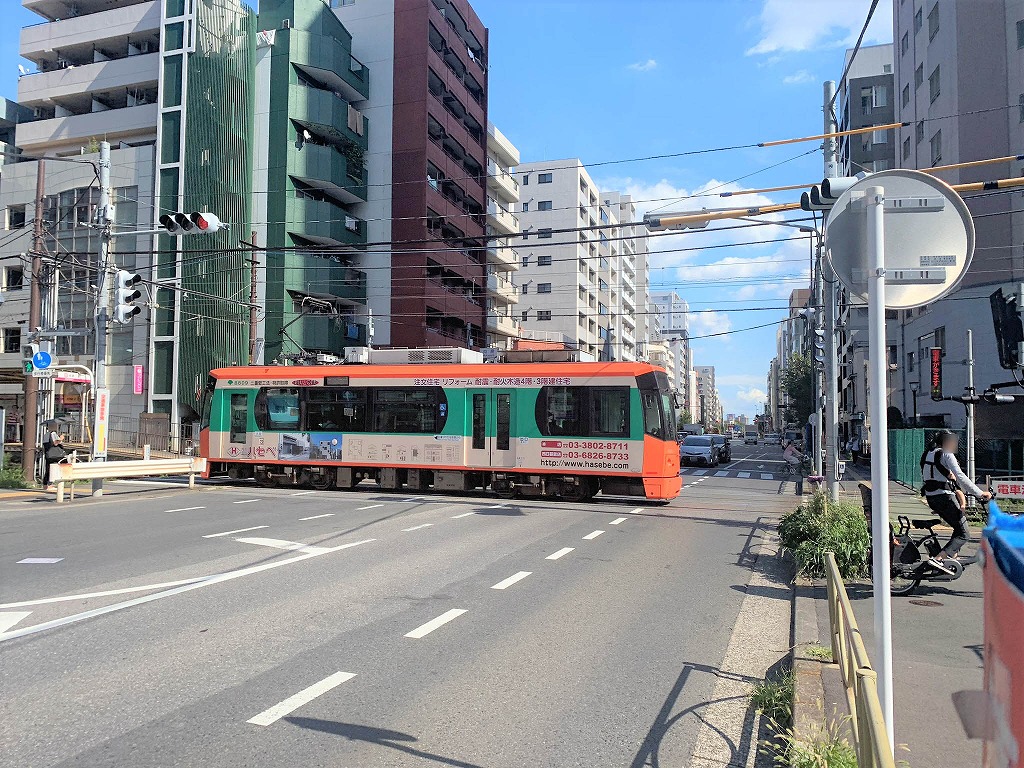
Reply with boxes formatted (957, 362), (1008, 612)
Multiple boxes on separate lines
(2, 0), (891, 418)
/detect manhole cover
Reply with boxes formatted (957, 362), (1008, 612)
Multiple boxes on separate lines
(909, 599), (943, 607)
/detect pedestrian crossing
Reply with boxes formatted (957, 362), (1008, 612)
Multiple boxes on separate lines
(680, 467), (783, 481)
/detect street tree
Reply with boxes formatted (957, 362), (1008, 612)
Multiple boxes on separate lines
(782, 353), (813, 427)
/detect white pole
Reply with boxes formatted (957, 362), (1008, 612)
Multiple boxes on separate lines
(866, 185), (895, 749)
(92, 141), (111, 496)
(966, 329), (976, 485)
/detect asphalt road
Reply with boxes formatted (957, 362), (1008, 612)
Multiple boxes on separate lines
(0, 453), (796, 767)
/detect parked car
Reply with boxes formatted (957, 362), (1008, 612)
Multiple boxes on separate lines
(744, 430), (759, 445)
(710, 434), (731, 463)
(764, 433), (782, 445)
(680, 435), (716, 466)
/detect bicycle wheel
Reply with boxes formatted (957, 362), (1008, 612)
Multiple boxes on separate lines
(890, 568), (920, 596)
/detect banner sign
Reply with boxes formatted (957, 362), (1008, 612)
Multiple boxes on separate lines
(133, 365), (145, 395)
(930, 347), (943, 401)
(94, 388), (110, 458)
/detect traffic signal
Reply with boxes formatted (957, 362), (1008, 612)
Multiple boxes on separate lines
(642, 210), (711, 231)
(158, 211), (225, 235)
(990, 287), (1023, 369)
(21, 343), (38, 374)
(800, 176), (863, 211)
(114, 270), (143, 324)
(813, 327), (826, 364)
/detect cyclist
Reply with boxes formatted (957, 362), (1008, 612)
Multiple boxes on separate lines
(783, 440), (805, 495)
(919, 430), (991, 574)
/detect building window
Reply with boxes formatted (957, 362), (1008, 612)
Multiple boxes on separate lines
(521, 283), (528, 295)
(903, 136), (911, 160)
(907, 351), (915, 373)
(599, 278), (608, 291)
(580, 179), (588, 195)
(1018, 20), (1024, 48)
(538, 200), (552, 211)
(579, 312), (586, 327)
(883, 63), (892, 74)
(928, 3), (939, 40)
(915, 64), (923, 89)
(872, 129), (888, 144)
(537, 282), (552, 293)
(5, 267), (23, 290)
(916, 120), (925, 144)
(521, 255), (529, 267)
(3, 327), (21, 354)
(521, 202), (529, 212)
(538, 228), (552, 239)
(537, 310), (552, 321)
(860, 86), (872, 114)
(579, 205), (587, 219)
(930, 129), (942, 165)
(914, 7), (923, 32)
(928, 65), (940, 102)
(900, 31), (909, 55)
(598, 302), (607, 315)
(538, 254), (552, 266)
(934, 325), (946, 350)
(872, 84), (888, 108)
(579, 286), (587, 301)
(6, 205), (26, 230)
(538, 173), (552, 184)
(521, 310), (529, 321)
(902, 84), (910, 107)
(1019, 93), (1024, 123)
(579, 259), (587, 273)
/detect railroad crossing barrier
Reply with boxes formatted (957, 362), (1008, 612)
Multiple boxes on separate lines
(824, 552), (897, 768)
(49, 457), (207, 503)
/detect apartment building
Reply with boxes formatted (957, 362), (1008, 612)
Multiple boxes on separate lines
(649, 290), (693, 408)
(335, 0), (491, 350)
(695, 365), (722, 429)
(484, 122), (521, 348)
(767, 288), (810, 431)
(514, 160), (647, 361)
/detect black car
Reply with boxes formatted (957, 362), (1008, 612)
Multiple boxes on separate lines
(710, 435), (731, 463)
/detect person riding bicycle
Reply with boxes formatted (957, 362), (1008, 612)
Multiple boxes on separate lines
(919, 430), (991, 574)
(783, 440), (806, 494)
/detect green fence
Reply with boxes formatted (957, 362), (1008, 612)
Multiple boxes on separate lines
(888, 429), (926, 488)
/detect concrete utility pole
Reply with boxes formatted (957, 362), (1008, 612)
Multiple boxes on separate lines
(248, 231), (258, 365)
(823, 81), (840, 499)
(22, 159), (45, 482)
(91, 141), (112, 496)
(966, 328), (976, 484)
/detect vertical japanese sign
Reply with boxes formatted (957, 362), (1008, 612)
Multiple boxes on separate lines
(930, 347), (943, 401)
(133, 365), (144, 395)
(94, 388), (110, 458)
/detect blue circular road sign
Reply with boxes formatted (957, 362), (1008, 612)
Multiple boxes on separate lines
(32, 351), (52, 370)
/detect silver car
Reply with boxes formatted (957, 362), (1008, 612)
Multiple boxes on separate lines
(680, 435), (716, 466)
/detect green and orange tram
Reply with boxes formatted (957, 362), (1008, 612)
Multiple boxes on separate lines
(199, 361), (681, 501)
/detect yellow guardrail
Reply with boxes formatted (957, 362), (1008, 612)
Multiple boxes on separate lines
(824, 552), (897, 768)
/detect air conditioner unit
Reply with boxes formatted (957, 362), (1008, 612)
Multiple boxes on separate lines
(138, 41), (152, 53)
(343, 346), (370, 364)
(281, 18), (292, 29)
(32, 107), (43, 118)
(368, 347), (484, 365)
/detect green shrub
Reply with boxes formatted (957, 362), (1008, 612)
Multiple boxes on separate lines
(0, 463), (27, 489)
(750, 668), (794, 727)
(779, 491), (869, 578)
(804, 644), (833, 662)
(762, 716), (858, 768)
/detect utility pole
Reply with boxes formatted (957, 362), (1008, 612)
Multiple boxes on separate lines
(966, 328), (976, 485)
(248, 231), (258, 365)
(823, 80), (840, 499)
(811, 259), (823, 476)
(91, 141), (112, 496)
(22, 159), (45, 483)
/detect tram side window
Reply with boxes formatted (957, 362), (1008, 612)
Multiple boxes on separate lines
(537, 386), (586, 436)
(591, 387), (629, 437)
(372, 387), (446, 433)
(229, 393), (248, 444)
(640, 390), (663, 438)
(306, 388), (368, 432)
(254, 388), (300, 431)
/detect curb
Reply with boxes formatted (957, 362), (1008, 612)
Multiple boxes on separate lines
(791, 577), (826, 740)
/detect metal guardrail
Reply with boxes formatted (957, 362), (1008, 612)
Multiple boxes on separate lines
(49, 457), (207, 503)
(824, 552), (897, 768)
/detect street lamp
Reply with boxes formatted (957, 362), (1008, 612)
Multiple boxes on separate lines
(909, 381), (920, 427)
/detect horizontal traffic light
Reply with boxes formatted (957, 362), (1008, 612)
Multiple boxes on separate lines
(800, 176), (864, 211)
(159, 211), (225, 235)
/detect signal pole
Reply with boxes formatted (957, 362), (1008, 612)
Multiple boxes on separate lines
(823, 81), (840, 499)
(22, 159), (45, 482)
(248, 231), (258, 365)
(91, 141), (112, 495)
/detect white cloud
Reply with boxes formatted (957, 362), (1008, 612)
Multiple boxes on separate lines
(782, 69), (815, 85)
(747, 0), (892, 56)
(718, 373), (767, 388)
(627, 58), (658, 72)
(690, 311), (733, 338)
(737, 387), (768, 405)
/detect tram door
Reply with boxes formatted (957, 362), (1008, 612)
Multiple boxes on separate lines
(466, 389), (516, 469)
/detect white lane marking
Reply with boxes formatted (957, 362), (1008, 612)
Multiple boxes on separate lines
(761, 473), (774, 480)
(545, 547), (575, 560)
(714, 471), (729, 477)
(451, 511), (477, 519)
(235, 537), (331, 555)
(17, 557), (63, 564)
(0, 577), (209, 609)
(247, 672), (357, 727)
(583, 530), (605, 540)
(609, 517), (627, 525)
(0, 611), (32, 633)
(628, 507), (644, 515)
(693, 469), (708, 476)
(356, 504), (384, 511)
(402, 523), (434, 532)
(291, 491), (317, 497)
(0, 539), (377, 642)
(405, 608), (467, 639)
(402, 497), (426, 502)
(233, 499), (261, 505)
(299, 513), (334, 521)
(491, 571), (532, 590)
(165, 506), (206, 513)
(484, 504), (506, 509)
(737, 472), (751, 479)
(203, 525), (269, 539)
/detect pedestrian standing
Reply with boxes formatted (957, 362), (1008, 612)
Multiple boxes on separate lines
(42, 422), (65, 490)
(849, 435), (861, 466)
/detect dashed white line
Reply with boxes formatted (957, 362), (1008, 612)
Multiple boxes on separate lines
(165, 506), (206, 513)
(583, 530), (605, 540)
(714, 470), (729, 477)
(17, 558), (63, 564)
(737, 472), (751, 479)
(291, 491), (317, 497)
(234, 537), (331, 555)
(247, 671), (357, 726)
(546, 547), (575, 560)
(609, 517), (627, 525)
(299, 513), (334, 521)
(628, 507), (644, 515)
(203, 525), (269, 539)
(233, 499), (261, 505)
(402, 523), (434, 532)
(356, 504), (384, 511)
(451, 511), (477, 519)
(484, 504), (506, 509)
(405, 608), (467, 639)
(761, 473), (774, 480)
(490, 571), (532, 590)
(693, 469), (708, 476)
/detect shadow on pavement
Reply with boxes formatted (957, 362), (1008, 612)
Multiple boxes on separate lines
(284, 718), (485, 768)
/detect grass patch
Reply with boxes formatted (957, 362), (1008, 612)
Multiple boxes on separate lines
(750, 668), (794, 727)
(804, 644), (833, 662)
(764, 718), (857, 768)
(0, 463), (28, 489)
(779, 491), (869, 578)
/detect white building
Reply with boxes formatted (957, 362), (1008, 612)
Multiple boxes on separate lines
(649, 290), (693, 408)
(485, 122), (521, 349)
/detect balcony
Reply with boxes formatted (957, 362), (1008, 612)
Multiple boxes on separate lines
(289, 141), (367, 203)
(292, 36), (369, 104)
(18, 52), (159, 105)
(486, 197), (518, 235)
(16, 102), (157, 152)
(290, 83), (368, 153)
(486, 158), (518, 204)
(287, 312), (367, 351)
(21, 2), (159, 61)
(486, 242), (517, 270)
(486, 309), (519, 337)
(487, 122), (519, 167)
(286, 195), (366, 247)
(486, 272), (519, 305)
